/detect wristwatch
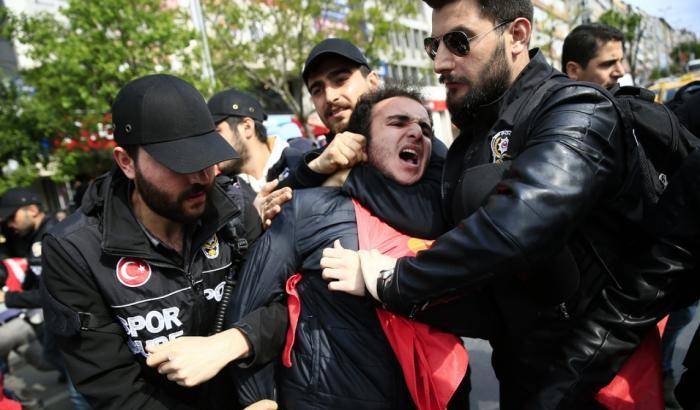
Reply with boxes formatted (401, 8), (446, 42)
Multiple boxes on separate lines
(377, 268), (394, 302)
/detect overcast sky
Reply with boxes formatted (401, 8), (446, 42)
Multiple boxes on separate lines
(623, 0), (700, 36)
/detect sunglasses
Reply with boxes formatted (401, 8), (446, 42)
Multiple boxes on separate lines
(423, 20), (513, 60)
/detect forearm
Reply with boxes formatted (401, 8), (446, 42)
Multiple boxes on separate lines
(233, 299), (288, 368)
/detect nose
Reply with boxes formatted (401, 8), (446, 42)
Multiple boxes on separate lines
(405, 121), (423, 140)
(433, 41), (455, 75)
(325, 85), (341, 103)
(612, 61), (625, 79)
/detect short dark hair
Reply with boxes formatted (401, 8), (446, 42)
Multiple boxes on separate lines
(346, 85), (429, 142)
(562, 24), (624, 70)
(422, 0), (533, 25)
(225, 116), (268, 144)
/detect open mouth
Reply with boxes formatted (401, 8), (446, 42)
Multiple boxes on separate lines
(399, 148), (420, 166)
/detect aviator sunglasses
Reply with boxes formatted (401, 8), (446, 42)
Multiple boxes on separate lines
(423, 20), (514, 60)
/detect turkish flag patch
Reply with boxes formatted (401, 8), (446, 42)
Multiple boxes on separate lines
(116, 257), (152, 288)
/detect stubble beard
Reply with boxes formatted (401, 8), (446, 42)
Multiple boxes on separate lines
(218, 139), (248, 176)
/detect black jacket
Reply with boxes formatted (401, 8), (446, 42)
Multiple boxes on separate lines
(339, 50), (666, 408)
(226, 188), (415, 409)
(5, 215), (58, 309)
(647, 149), (700, 408)
(40, 168), (279, 410)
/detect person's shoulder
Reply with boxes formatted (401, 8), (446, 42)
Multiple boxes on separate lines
(46, 208), (98, 244)
(291, 187), (351, 218)
(537, 78), (615, 113)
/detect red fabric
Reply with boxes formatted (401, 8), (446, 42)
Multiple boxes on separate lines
(282, 273), (303, 368)
(353, 200), (468, 410)
(0, 374), (21, 410)
(1, 258), (27, 292)
(595, 317), (668, 410)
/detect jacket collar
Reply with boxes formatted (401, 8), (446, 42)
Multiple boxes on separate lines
(87, 168), (239, 263)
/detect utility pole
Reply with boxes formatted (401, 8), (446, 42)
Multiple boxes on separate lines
(190, 0), (216, 90)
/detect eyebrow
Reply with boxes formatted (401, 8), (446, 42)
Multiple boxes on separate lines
(308, 67), (353, 91)
(598, 57), (621, 66)
(386, 114), (434, 137)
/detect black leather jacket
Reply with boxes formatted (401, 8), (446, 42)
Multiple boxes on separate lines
(343, 50), (665, 408)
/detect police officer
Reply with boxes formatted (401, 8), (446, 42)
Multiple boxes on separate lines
(0, 187), (55, 310)
(41, 74), (283, 409)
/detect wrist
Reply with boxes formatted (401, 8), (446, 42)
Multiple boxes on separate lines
(375, 269), (394, 303)
(216, 328), (251, 363)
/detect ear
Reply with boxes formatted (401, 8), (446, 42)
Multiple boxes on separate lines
(509, 17), (531, 57)
(565, 61), (582, 80)
(239, 118), (256, 141)
(113, 146), (137, 180)
(26, 204), (40, 217)
(366, 71), (380, 91)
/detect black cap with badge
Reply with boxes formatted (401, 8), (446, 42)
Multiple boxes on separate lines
(112, 74), (239, 174)
(0, 187), (42, 220)
(302, 38), (371, 84)
(207, 89), (267, 125)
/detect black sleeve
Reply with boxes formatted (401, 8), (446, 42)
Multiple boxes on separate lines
(5, 288), (42, 309)
(241, 198), (263, 245)
(382, 86), (622, 313)
(232, 299), (288, 368)
(41, 236), (190, 410)
(225, 202), (299, 406)
(342, 141), (447, 238)
(275, 149), (329, 190)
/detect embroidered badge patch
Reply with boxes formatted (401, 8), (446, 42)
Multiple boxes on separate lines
(490, 130), (512, 164)
(31, 242), (42, 258)
(201, 235), (219, 259)
(116, 257), (152, 288)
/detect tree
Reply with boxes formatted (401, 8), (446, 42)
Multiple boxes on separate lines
(672, 41), (700, 69)
(597, 9), (643, 81)
(204, 0), (420, 131)
(0, 0), (207, 190)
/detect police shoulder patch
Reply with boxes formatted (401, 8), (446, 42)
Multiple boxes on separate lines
(201, 234), (219, 259)
(31, 241), (42, 258)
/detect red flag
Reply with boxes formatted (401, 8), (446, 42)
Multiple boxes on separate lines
(595, 318), (668, 409)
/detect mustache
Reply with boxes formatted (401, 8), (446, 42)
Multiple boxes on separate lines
(439, 74), (470, 85)
(324, 102), (351, 117)
(179, 183), (210, 201)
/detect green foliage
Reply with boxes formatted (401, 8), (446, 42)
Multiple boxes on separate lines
(672, 42), (700, 67)
(649, 67), (669, 81)
(598, 10), (641, 46)
(204, 0), (420, 126)
(0, 0), (207, 187)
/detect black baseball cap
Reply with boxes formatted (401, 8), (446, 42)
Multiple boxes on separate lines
(0, 187), (41, 220)
(112, 74), (239, 174)
(207, 89), (267, 124)
(302, 38), (371, 84)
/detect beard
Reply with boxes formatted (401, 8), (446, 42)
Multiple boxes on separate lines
(442, 39), (511, 129)
(218, 138), (248, 176)
(134, 170), (212, 224)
